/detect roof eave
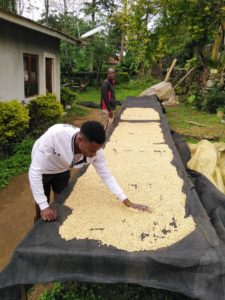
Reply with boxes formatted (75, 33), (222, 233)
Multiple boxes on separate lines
(0, 8), (83, 45)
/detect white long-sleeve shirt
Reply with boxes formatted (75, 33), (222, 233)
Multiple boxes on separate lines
(29, 124), (127, 210)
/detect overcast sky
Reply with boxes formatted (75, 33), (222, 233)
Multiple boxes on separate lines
(21, 0), (85, 21)
(21, 0), (44, 20)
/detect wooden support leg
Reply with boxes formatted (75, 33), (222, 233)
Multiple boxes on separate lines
(20, 285), (28, 300)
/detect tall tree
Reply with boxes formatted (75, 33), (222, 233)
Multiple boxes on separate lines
(152, 0), (225, 66)
(17, 0), (24, 15)
(0, 0), (17, 12)
(116, 0), (225, 74)
(82, 0), (119, 72)
(116, 0), (157, 75)
(82, 0), (117, 24)
(211, 21), (225, 62)
(44, 0), (49, 25)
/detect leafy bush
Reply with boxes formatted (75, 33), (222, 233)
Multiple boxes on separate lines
(117, 52), (139, 75)
(28, 94), (63, 136)
(0, 100), (29, 155)
(116, 72), (130, 84)
(38, 282), (181, 300)
(187, 94), (203, 110)
(0, 138), (34, 189)
(61, 87), (76, 108)
(184, 57), (201, 70)
(12, 138), (34, 155)
(202, 86), (225, 113)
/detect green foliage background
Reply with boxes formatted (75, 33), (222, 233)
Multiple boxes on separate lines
(0, 100), (29, 153)
(38, 281), (189, 300)
(28, 94), (63, 137)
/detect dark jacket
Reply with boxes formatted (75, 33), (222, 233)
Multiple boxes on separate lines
(101, 78), (116, 111)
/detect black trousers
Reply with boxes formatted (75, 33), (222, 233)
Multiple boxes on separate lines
(35, 170), (70, 221)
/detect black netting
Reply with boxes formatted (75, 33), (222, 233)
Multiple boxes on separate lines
(1, 95), (225, 300)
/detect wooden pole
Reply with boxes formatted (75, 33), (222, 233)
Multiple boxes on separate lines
(21, 286), (28, 300)
(164, 58), (177, 82)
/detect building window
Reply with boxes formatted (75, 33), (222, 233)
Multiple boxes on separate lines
(23, 54), (39, 97)
(45, 57), (53, 93)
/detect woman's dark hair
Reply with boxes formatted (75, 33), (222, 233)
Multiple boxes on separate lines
(80, 121), (106, 144)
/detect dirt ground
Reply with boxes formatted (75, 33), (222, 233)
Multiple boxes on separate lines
(0, 108), (103, 298)
(0, 173), (34, 271)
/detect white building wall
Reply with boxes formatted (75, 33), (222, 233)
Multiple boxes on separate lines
(0, 19), (61, 101)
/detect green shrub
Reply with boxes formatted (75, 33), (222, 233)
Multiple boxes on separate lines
(187, 94), (197, 105)
(61, 87), (76, 108)
(12, 138), (34, 155)
(38, 282), (179, 300)
(184, 57), (201, 70)
(187, 94), (203, 110)
(28, 94), (63, 136)
(0, 100), (29, 155)
(116, 72), (130, 84)
(0, 138), (34, 189)
(202, 86), (225, 113)
(39, 283), (64, 300)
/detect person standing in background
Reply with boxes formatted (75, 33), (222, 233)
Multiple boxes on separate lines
(100, 68), (117, 131)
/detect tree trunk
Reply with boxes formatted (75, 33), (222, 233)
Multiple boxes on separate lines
(120, 0), (127, 60)
(1, 0), (16, 12)
(44, 0), (49, 25)
(63, 0), (68, 15)
(120, 32), (125, 59)
(89, 52), (94, 72)
(211, 22), (225, 62)
(92, 0), (96, 25)
(89, 0), (96, 72)
(138, 63), (145, 78)
(18, 0), (24, 15)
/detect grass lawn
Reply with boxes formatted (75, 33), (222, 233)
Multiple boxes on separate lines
(76, 79), (225, 144)
(62, 104), (89, 123)
(76, 78), (159, 104)
(166, 104), (225, 143)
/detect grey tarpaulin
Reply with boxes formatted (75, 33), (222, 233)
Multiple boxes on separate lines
(1, 95), (225, 300)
